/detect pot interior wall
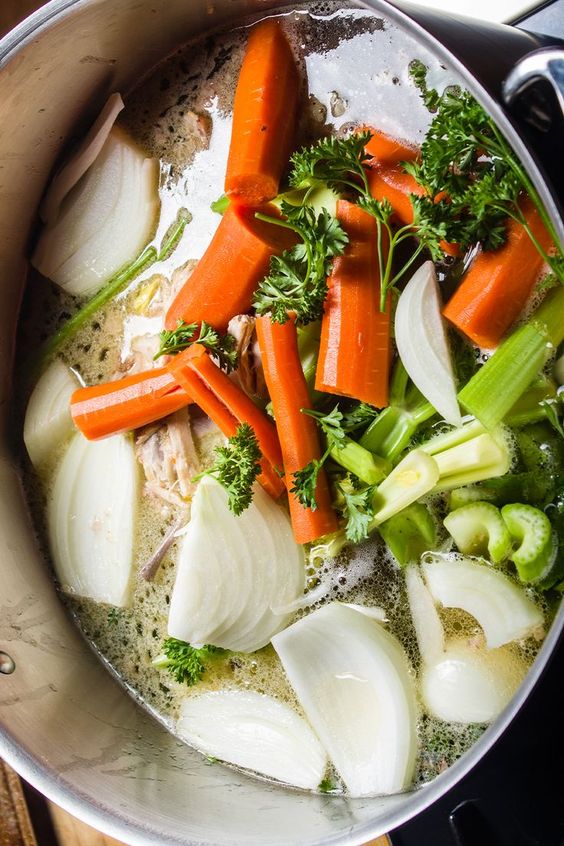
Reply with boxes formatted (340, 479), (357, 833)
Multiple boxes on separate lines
(0, 2), (559, 844)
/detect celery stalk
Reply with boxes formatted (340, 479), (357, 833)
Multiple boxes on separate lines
(369, 449), (439, 527)
(458, 286), (564, 429)
(379, 503), (437, 566)
(444, 502), (512, 564)
(329, 439), (391, 486)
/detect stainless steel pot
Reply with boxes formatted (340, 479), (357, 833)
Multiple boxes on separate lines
(0, 2), (563, 844)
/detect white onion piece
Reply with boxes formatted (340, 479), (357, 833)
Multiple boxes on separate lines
(40, 93), (124, 225)
(405, 566), (444, 665)
(168, 476), (304, 653)
(420, 637), (527, 724)
(177, 689), (327, 790)
(23, 360), (79, 468)
(406, 567), (526, 723)
(33, 127), (160, 297)
(272, 603), (418, 797)
(47, 433), (139, 606)
(422, 553), (543, 648)
(395, 260), (462, 426)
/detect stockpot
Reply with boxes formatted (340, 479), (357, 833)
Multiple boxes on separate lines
(0, 1), (563, 844)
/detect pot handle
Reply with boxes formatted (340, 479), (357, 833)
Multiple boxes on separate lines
(502, 47), (564, 125)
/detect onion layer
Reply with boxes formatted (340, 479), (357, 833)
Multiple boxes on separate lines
(23, 360), (79, 468)
(422, 553), (543, 648)
(395, 260), (462, 426)
(168, 475), (305, 653)
(272, 602), (418, 797)
(47, 433), (139, 606)
(176, 689), (327, 790)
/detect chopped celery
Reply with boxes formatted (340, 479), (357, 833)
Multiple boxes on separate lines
(379, 503), (437, 567)
(419, 419), (510, 492)
(505, 375), (557, 427)
(501, 503), (556, 583)
(432, 433), (510, 491)
(369, 449), (439, 527)
(444, 502), (512, 564)
(329, 439), (391, 486)
(449, 486), (496, 510)
(297, 322), (321, 398)
(360, 360), (436, 462)
(458, 286), (564, 430)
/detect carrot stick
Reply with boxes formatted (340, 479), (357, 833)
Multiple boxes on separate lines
(167, 344), (285, 498)
(315, 200), (392, 408)
(164, 203), (296, 331)
(364, 128), (418, 168)
(442, 197), (553, 349)
(255, 316), (339, 544)
(224, 19), (299, 205)
(71, 367), (191, 440)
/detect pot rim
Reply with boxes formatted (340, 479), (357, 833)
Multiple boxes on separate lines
(1, 2), (562, 844)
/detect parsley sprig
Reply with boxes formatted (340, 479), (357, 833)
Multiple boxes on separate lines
(198, 423), (262, 515)
(252, 202), (348, 324)
(290, 407), (346, 510)
(336, 478), (376, 544)
(407, 61), (563, 283)
(155, 319), (238, 372)
(153, 638), (225, 686)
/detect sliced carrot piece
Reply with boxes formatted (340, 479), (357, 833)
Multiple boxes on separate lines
(164, 203), (296, 331)
(256, 316), (339, 544)
(315, 200), (391, 408)
(167, 344), (285, 498)
(364, 128), (418, 168)
(224, 19), (300, 205)
(443, 197), (553, 349)
(71, 367), (191, 440)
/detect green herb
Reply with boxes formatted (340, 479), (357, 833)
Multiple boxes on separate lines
(541, 399), (564, 440)
(107, 607), (122, 626)
(302, 406), (348, 444)
(154, 319), (238, 372)
(36, 207), (192, 370)
(290, 451), (330, 511)
(408, 62), (563, 281)
(318, 777), (339, 794)
(341, 402), (380, 432)
(253, 202), (348, 324)
(153, 638), (224, 686)
(337, 479), (376, 543)
(198, 423), (262, 515)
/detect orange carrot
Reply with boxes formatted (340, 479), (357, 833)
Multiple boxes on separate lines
(224, 19), (299, 205)
(442, 197), (553, 349)
(167, 344), (285, 498)
(315, 200), (391, 408)
(71, 367), (191, 440)
(164, 203), (296, 331)
(364, 128), (418, 168)
(255, 316), (339, 544)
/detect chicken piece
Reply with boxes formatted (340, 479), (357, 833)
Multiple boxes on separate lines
(135, 407), (200, 509)
(227, 314), (267, 399)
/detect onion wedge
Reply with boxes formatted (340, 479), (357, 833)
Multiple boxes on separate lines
(40, 93), (124, 225)
(33, 127), (160, 297)
(168, 475), (304, 653)
(47, 432), (139, 607)
(177, 689), (327, 790)
(395, 261), (462, 426)
(23, 360), (79, 468)
(272, 603), (418, 796)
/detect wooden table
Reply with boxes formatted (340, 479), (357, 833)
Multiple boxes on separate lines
(0, 4), (392, 845)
